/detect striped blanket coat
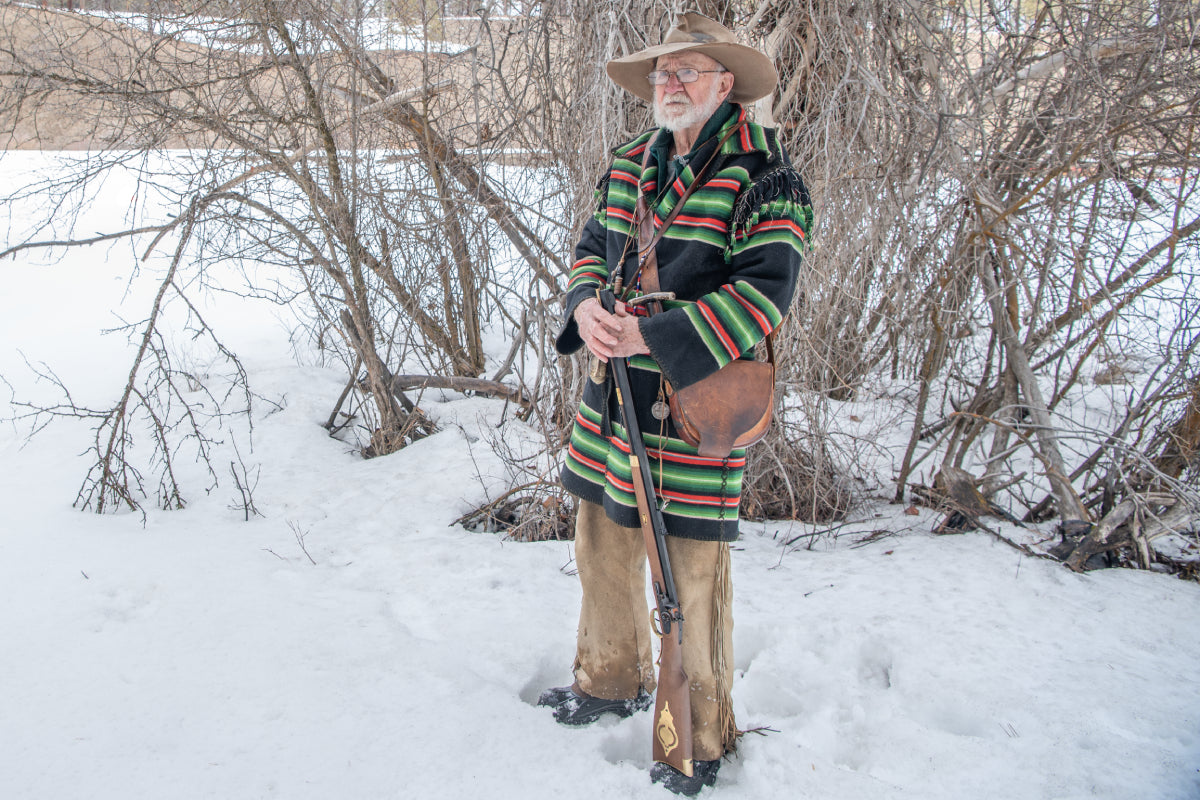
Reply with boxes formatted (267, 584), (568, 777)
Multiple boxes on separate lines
(555, 104), (813, 541)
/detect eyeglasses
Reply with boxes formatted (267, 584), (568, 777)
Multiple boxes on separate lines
(646, 68), (725, 86)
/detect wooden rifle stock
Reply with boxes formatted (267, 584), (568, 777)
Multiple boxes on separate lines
(598, 288), (694, 778)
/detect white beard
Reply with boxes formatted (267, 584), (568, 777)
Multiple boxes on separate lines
(653, 81), (723, 132)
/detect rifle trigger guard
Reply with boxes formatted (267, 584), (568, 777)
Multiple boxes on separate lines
(650, 608), (665, 639)
(626, 292), (675, 307)
(651, 605), (684, 644)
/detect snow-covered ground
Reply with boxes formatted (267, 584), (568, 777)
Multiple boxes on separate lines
(2, 153), (1199, 799)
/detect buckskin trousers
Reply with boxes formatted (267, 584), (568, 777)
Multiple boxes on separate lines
(571, 499), (738, 761)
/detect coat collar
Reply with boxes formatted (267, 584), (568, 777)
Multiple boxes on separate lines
(616, 104), (772, 164)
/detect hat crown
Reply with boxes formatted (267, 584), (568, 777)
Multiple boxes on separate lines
(604, 12), (778, 104)
(662, 12), (738, 47)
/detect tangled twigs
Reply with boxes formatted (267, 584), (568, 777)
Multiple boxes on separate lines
(742, 420), (851, 523)
(454, 481), (573, 542)
(1063, 494), (1198, 572)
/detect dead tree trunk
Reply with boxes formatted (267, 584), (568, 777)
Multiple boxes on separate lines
(975, 239), (1089, 522)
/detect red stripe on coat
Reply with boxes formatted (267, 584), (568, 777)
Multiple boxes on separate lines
(672, 214), (728, 233)
(648, 447), (747, 468)
(659, 487), (739, 508)
(706, 177), (742, 191)
(575, 411), (603, 437)
(567, 444), (607, 475)
(696, 302), (741, 359)
(747, 218), (807, 241)
(725, 286), (774, 335)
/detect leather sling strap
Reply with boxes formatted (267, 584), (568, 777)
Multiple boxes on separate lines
(633, 120), (776, 365)
(621, 120), (746, 299)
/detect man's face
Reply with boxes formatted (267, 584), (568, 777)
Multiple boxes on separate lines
(652, 53), (735, 133)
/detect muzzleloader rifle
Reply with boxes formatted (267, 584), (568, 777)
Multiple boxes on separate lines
(597, 285), (693, 778)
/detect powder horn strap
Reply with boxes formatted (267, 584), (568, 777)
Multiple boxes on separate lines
(633, 119), (776, 367)
(626, 120), (747, 308)
(632, 120), (780, 458)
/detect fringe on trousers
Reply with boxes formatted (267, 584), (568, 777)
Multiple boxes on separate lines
(571, 499), (740, 760)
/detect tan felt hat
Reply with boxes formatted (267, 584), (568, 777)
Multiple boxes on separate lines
(605, 12), (778, 104)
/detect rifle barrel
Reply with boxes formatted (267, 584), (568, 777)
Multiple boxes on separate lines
(597, 288), (693, 777)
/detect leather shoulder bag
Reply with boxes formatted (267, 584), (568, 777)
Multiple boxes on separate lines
(628, 125), (777, 459)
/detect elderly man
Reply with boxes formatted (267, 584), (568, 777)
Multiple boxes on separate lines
(540, 13), (812, 796)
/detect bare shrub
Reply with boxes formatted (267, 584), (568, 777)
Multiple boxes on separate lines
(0, 1), (573, 508)
(4, 0), (1197, 563)
(756, 0), (1200, 558)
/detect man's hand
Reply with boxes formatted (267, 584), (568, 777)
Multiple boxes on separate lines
(574, 296), (650, 361)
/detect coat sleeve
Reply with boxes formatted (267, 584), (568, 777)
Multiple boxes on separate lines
(554, 170), (614, 356)
(638, 163), (813, 390)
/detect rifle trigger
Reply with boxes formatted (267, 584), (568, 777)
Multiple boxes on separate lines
(667, 608), (684, 644)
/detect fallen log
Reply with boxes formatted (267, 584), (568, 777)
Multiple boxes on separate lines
(921, 465), (1026, 534)
(389, 374), (530, 409)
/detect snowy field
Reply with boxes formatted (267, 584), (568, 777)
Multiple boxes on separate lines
(2, 153), (1200, 799)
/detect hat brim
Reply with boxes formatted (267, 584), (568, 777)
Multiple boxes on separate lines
(606, 41), (777, 104)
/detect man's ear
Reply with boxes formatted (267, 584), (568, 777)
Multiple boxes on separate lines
(719, 71), (735, 102)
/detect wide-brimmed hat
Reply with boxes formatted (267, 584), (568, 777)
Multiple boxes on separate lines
(606, 12), (778, 105)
